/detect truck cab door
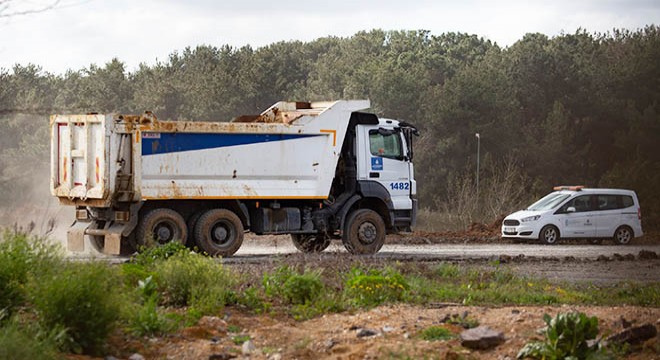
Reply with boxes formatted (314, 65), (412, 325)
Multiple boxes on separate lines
(356, 125), (412, 211)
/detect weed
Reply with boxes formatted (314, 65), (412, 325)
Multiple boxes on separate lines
(344, 267), (409, 307)
(153, 251), (234, 310)
(29, 262), (122, 355)
(0, 318), (64, 360)
(290, 293), (345, 320)
(517, 312), (605, 360)
(131, 241), (188, 267)
(282, 270), (324, 305)
(128, 296), (176, 336)
(232, 334), (250, 345)
(262, 265), (295, 298)
(419, 326), (454, 341)
(435, 263), (460, 278)
(0, 232), (62, 319)
(227, 324), (241, 333)
(236, 287), (270, 313)
(442, 313), (479, 329)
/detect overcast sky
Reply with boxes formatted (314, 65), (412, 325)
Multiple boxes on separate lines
(1, 0), (658, 74)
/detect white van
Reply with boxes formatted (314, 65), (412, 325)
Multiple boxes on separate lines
(501, 186), (643, 245)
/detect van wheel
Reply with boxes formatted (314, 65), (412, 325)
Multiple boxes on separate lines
(539, 225), (559, 245)
(613, 226), (633, 245)
(342, 209), (386, 254)
(291, 234), (331, 253)
(136, 208), (187, 247)
(194, 209), (244, 257)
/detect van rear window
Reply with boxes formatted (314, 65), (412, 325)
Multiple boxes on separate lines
(621, 195), (634, 208)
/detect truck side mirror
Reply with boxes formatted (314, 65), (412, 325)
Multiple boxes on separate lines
(567, 206), (576, 213)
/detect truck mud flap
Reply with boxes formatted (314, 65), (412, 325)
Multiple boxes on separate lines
(67, 221), (92, 252)
(101, 223), (125, 255)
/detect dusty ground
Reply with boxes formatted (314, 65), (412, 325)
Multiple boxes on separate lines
(103, 305), (660, 360)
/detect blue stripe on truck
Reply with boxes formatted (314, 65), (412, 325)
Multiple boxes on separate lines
(142, 132), (320, 155)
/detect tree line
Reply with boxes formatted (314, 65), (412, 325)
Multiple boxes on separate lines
(1, 27), (659, 228)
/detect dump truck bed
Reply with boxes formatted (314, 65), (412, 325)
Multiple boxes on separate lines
(51, 100), (370, 205)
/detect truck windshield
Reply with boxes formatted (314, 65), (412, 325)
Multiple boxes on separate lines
(369, 130), (402, 159)
(527, 192), (571, 211)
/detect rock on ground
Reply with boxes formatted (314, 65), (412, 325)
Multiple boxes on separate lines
(460, 326), (505, 350)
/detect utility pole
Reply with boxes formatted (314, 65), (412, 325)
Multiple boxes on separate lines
(475, 133), (480, 195)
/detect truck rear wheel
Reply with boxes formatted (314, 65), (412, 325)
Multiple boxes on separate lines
(136, 208), (187, 247)
(342, 209), (386, 254)
(291, 234), (331, 253)
(194, 209), (244, 257)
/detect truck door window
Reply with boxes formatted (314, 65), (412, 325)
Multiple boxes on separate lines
(369, 130), (402, 160)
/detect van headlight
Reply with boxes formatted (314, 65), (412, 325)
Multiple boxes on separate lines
(521, 215), (541, 222)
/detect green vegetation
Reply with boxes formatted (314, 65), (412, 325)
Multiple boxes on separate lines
(419, 326), (454, 341)
(344, 267), (410, 307)
(2, 27), (660, 229)
(30, 262), (123, 354)
(0, 319), (62, 360)
(0, 232), (61, 320)
(517, 312), (608, 360)
(0, 232), (658, 357)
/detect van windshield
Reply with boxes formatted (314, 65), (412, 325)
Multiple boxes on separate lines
(527, 192), (571, 211)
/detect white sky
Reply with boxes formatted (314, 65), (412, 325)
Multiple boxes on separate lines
(1, 0), (658, 74)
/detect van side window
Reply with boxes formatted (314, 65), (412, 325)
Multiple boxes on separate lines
(621, 195), (634, 208)
(597, 195), (620, 210)
(559, 195), (594, 213)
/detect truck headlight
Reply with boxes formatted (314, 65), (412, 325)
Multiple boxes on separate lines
(521, 215), (541, 222)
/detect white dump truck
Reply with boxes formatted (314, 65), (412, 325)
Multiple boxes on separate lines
(50, 100), (418, 256)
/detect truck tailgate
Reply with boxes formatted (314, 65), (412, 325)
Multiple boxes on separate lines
(50, 114), (107, 200)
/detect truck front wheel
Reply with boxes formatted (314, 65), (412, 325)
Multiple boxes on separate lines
(194, 209), (244, 257)
(342, 209), (386, 254)
(291, 234), (331, 253)
(136, 208), (187, 247)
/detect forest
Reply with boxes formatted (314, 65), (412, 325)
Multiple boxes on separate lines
(1, 27), (659, 229)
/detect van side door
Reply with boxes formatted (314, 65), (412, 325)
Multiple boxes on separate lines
(556, 195), (596, 238)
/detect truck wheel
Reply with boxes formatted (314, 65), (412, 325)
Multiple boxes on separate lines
(539, 225), (559, 245)
(291, 234), (331, 253)
(186, 211), (204, 247)
(194, 209), (244, 257)
(613, 226), (633, 245)
(136, 208), (187, 247)
(342, 209), (386, 254)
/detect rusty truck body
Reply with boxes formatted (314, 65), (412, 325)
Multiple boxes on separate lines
(50, 100), (418, 256)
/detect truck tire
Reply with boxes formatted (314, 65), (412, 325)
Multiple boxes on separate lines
(194, 209), (244, 257)
(342, 209), (386, 254)
(186, 211), (204, 247)
(136, 208), (187, 247)
(291, 234), (331, 253)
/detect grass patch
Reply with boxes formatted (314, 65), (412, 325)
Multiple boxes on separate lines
(344, 267), (409, 307)
(419, 326), (454, 341)
(232, 334), (250, 345)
